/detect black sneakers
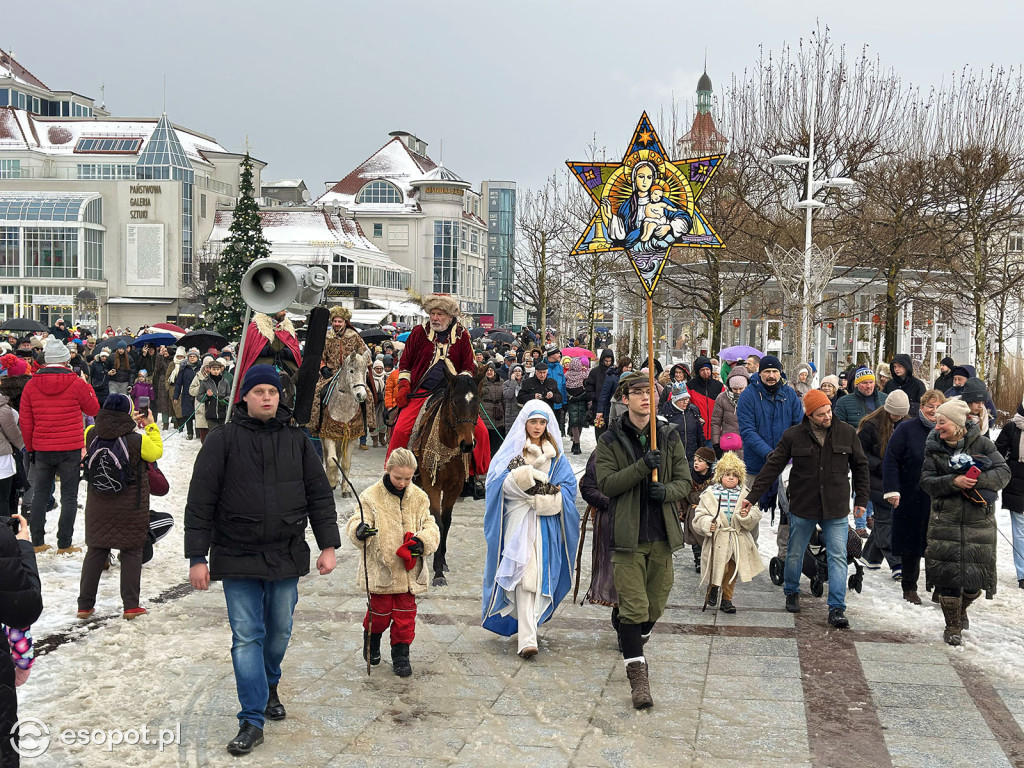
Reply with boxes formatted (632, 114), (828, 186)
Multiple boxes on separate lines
(785, 593), (801, 613)
(828, 608), (849, 629)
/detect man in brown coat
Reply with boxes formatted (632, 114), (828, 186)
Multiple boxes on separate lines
(745, 389), (869, 629)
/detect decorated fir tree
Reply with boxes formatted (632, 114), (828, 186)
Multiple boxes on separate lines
(207, 152), (271, 341)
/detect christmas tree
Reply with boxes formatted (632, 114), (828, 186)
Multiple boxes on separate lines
(207, 153), (271, 341)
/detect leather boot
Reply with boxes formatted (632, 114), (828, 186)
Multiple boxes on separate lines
(363, 629), (382, 666)
(960, 590), (980, 631)
(625, 660), (653, 709)
(226, 721), (264, 755)
(391, 643), (412, 677)
(472, 475), (486, 501)
(264, 684), (286, 721)
(938, 595), (963, 646)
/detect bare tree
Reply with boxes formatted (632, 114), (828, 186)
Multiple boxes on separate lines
(514, 175), (565, 333)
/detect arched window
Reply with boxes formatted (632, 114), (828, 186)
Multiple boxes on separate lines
(356, 181), (403, 205)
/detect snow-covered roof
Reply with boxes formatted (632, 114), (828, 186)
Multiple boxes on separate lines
(412, 164), (468, 186)
(0, 48), (48, 90)
(314, 137), (438, 210)
(207, 209), (406, 270)
(264, 179), (306, 189)
(0, 108), (228, 167)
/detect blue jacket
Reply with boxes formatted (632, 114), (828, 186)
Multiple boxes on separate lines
(833, 388), (888, 428)
(597, 368), (624, 420)
(736, 376), (804, 474)
(547, 361), (567, 411)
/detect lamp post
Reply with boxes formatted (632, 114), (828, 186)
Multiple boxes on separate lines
(768, 85), (854, 371)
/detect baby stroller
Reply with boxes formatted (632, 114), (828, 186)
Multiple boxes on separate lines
(801, 524), (865, 597)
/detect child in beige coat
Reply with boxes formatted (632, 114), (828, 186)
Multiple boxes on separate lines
(347, 448), (440, 677)
(693, 451), (764, 613)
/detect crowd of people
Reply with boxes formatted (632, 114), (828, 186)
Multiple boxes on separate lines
(1, 305), (1022, 760)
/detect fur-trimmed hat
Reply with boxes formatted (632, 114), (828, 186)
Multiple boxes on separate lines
(329, 305), (352, 322)
(421, 294), (460, 317)
(713, 451), (746, 485)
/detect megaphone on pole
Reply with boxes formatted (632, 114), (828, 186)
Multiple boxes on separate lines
(240, 259), (330, 314)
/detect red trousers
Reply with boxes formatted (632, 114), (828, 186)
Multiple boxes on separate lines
(386, 394), (491, 475)
(363, 592), (418, 645)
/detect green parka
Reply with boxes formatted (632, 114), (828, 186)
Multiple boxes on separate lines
(920, 423), (1010, 598)
(595, 414), (692, 553)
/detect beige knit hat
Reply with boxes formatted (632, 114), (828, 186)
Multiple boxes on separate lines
(936, 397), (970, 429)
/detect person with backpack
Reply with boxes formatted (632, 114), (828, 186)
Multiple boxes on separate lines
(76, 394), (162, 621)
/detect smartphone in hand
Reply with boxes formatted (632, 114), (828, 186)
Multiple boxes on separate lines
(965, 466), (981, 481)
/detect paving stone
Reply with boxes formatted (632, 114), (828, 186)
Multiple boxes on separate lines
(860, 659), (963, 687)
(875, 704), (991, 734)
(705, 654), (802, 678)
(694, 722), (810, 761)
(867, 681), (976, 710)
(710, 636), (800, 657)
(883, 736), (1012, 768)
(698, 697), (806, 730)
(855, 640), (949, 665)
(703, 674), (805, 702)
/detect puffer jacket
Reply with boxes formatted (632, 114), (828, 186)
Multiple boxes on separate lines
(184, 402), (340, 581)
(107, 350), (135, 384)
(480, 376), (505, 432)
(20, 366), (100, 451)
(384, 369), (400, 409)
(995, 409), (1024, 513)
(792, 363), (814, 399)
(503, 374), (524, 431)
(346, 479), (439, 595)
(0, 524), (42, 760)
(884, 354), (926, 415)
(736, 375), (803, 474)
(84, 411), (162, 549)
(584, 351), (615, 416)
(711, 389), (741, 454)
(920, 423), (1010, 597)
(661, 400), (708, 462)
(0, 394), (23, 458)
(686, 356), (724, 440)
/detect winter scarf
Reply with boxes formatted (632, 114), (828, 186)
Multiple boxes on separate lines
(709, 485), (742, 522)
(564, 358), (587, 390)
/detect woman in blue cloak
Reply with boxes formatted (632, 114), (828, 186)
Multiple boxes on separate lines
(482, 400), (580, 657)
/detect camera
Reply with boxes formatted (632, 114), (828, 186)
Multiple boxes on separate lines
(1, 516), (20, 535)
(137, 396), (151, 411)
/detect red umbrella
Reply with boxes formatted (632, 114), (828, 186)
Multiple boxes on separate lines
(152, 322), (186, 334)
(561, 346), (596, 359)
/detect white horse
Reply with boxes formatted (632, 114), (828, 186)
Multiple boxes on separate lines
(319, 350), (369, 497)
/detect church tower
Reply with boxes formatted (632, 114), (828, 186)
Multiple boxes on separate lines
(677, 69), (728, 157)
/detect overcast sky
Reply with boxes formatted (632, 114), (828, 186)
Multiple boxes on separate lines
(8, 1), (1024, 195)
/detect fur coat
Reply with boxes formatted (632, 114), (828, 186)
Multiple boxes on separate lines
(693, 485), (764, 588)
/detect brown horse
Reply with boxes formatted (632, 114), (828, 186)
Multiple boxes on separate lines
(411, 366), (484, 586)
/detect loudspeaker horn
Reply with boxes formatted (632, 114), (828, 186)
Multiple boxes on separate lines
(240, 259), (299, 314)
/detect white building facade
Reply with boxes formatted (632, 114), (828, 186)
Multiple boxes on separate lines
(0, 48), (253, 330)
(316, 131), (489, 316)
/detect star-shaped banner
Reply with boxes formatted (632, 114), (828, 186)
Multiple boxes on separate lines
(567, 112), (725, 296)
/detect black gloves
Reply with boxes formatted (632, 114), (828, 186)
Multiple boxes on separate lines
(642, 450), (661, 470)
(408, 537), (424, 556)
(354, 523), (377, 541)
(649, 482), (667, 502)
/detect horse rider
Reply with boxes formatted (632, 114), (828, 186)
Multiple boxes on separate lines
(387, 294), (491, 498)
(311, 306), (375, 491)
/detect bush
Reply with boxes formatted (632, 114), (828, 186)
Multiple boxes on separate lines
(992, 357), (1024, 426)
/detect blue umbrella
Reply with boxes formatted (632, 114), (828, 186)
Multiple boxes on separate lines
(718, 345), (764, 362)
(131, 332), (178, 348)
(397, 331), (411, 342)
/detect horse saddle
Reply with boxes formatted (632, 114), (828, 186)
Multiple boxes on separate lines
(409, 390), (444, 454)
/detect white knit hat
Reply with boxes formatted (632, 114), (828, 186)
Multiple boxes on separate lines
(43, 336), (70, 364)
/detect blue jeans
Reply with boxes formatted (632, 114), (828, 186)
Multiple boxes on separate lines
(1010, 512), (1024, 581)
(785, 516), (849, 611)
(222, 577), (299, 728)
(853, 500), (873, 530)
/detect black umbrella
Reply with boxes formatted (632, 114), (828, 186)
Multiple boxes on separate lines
(96, 335), (134, 353)
(178, 329), (228, 354)
(469, 327), (488, 340)
(0, 317), (47, 333)
(485, 330), (516, 344)
(359, 327), (391, 344)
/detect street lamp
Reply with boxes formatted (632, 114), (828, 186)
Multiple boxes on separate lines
(768, 89), (854, 371)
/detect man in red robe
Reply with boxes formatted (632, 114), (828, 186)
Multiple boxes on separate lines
(387, 295), (490, 497)
(236, 310), (302, 403)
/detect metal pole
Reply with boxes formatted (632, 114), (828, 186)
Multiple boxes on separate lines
(225, 305), (253, 423)
(803, 80), (817, 371)
(646, 294), (658, 481)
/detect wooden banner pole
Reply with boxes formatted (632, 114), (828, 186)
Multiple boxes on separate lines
(646, 293), (658, 482)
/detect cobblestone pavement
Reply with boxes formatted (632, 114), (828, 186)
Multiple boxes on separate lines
(20, 437), (1024, 768)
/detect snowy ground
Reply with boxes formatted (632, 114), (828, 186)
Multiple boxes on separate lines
(12, 422), (1024, 766)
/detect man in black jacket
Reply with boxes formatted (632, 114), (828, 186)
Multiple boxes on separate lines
(933, 357), (955, 394)
(0, 514), (43, 768)
(745, 389), (869, 630)
(516, 361), (562, 405)
(185, 365), (339, 757)
(883, 353), (926, 415)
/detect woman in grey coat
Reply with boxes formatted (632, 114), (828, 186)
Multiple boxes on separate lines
(711, 366), (747, 459)
(920, 398), (1010, 646)
(503, 364), (524, 432)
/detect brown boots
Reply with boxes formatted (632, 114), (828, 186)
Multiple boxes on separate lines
(938, 596), (963, 646)
(625, 660), (653, 709)
(960, 590), (980, 630)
